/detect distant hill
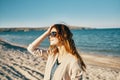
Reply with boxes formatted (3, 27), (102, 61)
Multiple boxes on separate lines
(0, 26), (93, 32)
(0, 27), (46, 32)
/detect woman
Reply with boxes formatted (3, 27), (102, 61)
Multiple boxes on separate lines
(27, 24), (86, 80)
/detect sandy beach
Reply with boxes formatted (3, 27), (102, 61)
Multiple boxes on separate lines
(0, 39), (120, 80)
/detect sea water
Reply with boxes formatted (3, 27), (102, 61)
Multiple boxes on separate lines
(0, 28), (120, 56)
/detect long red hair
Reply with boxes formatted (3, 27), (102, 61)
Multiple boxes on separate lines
(49, 24), (86, 71)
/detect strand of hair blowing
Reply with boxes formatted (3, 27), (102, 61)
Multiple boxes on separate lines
(67, 38), (86, 71)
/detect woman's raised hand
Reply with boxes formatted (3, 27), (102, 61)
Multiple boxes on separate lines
(46, 25), (53, 35)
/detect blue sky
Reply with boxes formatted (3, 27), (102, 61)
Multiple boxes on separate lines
(0, 0), (120, 28)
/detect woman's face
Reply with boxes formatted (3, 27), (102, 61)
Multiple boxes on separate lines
(49, 28), (59, 46)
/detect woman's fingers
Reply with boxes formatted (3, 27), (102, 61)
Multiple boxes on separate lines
(46, 25), (53, 34)
(48, 25), (53, 31)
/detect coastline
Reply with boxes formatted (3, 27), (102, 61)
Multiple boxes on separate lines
(0, 39), (120, 80)
(0, 26), (93, 32)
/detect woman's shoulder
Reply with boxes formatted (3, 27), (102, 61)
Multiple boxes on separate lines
(66, 53), (78, 63)
(65, 53), (82, 70)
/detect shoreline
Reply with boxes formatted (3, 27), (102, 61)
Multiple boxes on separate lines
(1, 38), (120, 57)
(0, 38), (120, 80)
(1, 38), (120, 70)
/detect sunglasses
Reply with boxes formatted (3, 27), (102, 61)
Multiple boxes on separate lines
(49, 32), (57, 37)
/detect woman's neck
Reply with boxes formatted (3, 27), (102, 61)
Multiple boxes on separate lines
(57, 45), (67, 63)
(57, 45), (67, 56)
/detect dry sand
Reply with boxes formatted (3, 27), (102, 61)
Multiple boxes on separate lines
(0, 39), (120, 80)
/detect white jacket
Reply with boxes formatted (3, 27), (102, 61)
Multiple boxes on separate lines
(27, 44), (83, 80)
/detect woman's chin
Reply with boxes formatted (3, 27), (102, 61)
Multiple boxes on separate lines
(50, 43), (55, 46)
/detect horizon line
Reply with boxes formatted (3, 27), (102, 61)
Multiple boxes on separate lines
(0, 24), (120, 28)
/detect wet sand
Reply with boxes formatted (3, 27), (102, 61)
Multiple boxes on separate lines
(0, 39), (120, 80)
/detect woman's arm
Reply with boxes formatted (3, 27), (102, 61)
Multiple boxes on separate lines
(27, 26), (52, 56)
(70, 61), (83, 80)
